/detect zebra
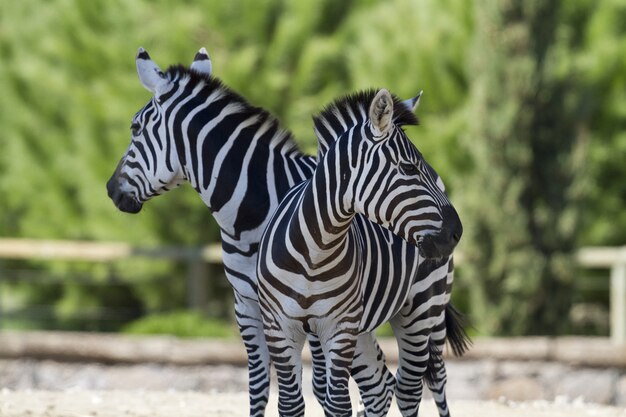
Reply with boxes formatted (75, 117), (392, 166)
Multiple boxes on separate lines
(312, 91), (470, 417)
(256, 88), (464, 417)
(106, 48), (451, 417)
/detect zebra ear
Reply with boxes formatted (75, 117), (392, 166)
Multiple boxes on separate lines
(136, 47), (167, 94)
(190, 47), (212, 76)
(402, 90), (423, 113)
(369, 89), (394, 137)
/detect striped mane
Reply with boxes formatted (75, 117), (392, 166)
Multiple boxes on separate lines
(162, 65), (302, 155)
(312, 89), (419, 158)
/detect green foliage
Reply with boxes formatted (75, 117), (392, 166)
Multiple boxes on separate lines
(0, 0), (473, 332)
(0, 0), (623, 335)
(122, 310), (237, 339)
(576, 0), (626, 246)
(456, 0), (603, 336)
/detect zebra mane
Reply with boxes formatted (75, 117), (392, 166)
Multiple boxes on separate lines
(163, 65), (303, 154)
(312, 89), (419, 158)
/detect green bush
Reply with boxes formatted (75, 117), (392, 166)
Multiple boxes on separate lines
(122, 310), (238, 339)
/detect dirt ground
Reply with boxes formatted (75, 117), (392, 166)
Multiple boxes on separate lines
(1, 390), (625, 417)
(1, 333), (626, 416)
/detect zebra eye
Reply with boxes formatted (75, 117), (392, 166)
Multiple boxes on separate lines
(399, 162), (418, 175)
(130, 123), (142, 136)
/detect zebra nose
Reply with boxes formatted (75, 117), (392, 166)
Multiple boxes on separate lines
(442, 205), (462, 244)
(452, 222), (463, 243)
(106, 177), (117, 200)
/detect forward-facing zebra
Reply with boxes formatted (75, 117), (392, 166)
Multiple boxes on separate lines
(106, 48), (421, 417)
(257, 88), (463, 417)
(311, 90), (469, 417)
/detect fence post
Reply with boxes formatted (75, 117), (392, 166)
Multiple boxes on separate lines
(611, 260), (626, 344)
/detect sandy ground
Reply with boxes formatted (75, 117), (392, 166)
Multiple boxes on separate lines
(1, 360), (625, 416)
(1, 390), (625, 417)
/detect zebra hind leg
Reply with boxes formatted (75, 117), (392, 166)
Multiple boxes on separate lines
(391, 318), (429, 417)
(394, 343), (428, 417)
(424, 337), (451, 417)
(426, 303), (472, 417)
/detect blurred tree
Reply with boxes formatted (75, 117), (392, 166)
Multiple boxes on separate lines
(577, 0), (626, 246)
(0, 0), (472, 330)
(458, 0), (591, 335)
(0, 0), (622, 334)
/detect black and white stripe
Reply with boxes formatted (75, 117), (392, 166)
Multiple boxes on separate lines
(107, 49), (470, 417)
(108, 49), (315, 417)
(257, 89), (467, 417)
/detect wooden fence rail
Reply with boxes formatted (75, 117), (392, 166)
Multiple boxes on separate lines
(0, 239), (624, 343)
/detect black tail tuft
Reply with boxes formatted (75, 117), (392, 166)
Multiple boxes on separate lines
(424, 339), (442, 387)
(445, 303), (472, 357)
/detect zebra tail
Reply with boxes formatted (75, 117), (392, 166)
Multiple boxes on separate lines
(445, 303), (472, 357)
(424, 339), (442, 386)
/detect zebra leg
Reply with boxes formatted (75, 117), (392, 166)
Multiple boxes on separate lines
(234, 296), (272, 417)
(390, 316), (430, 417)
(320, 332), (358, 417)
(267, 331), (306, 417)
(351, 332), (395, 417)
(308, 334), (328, 408)
(260, 300), (306, 417)
(425, 316), (451, 417)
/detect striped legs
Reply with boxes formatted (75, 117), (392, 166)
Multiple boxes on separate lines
(351, 333), (396, 416)
(234, 296), (271, 417)
(390, 304), (450, 417)
(310, 333), (395, 417)
(261, 304), (306, 417)
(390, 320), (428, 417)
(424, 319), (451, 417)
(320, 331), (358, 417)
(269, 334), (306, 417)
(309, 335), (329, 407)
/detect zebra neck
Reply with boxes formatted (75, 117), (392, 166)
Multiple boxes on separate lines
(174, 96), (314, 241)
(289, 163), (355, 265)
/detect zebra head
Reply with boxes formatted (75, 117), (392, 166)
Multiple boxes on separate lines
(342, 88), (462, 259)
(106, 47), (213, 213)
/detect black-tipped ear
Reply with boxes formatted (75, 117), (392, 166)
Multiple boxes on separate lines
(190, 47), (212, 76)
(402, 90), (423, 113)
(136, 47), (167, 94)
(136, 47), (151, 61)
(369, 89), (394, 136)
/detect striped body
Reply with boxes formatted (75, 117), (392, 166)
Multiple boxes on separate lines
(257, 89), (465, 417)
(107, 50), (472, 417)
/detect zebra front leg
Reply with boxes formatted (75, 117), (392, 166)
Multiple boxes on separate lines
(308, 334), (328, 408)
(234, 297), (271, 417)
(320, 331), (358, 417)
(265, 328), (306, 417)
(351, 332), (395, 417)
(260, 297), (306, 417)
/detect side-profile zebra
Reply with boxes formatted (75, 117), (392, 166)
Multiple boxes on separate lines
(257, 88), (463, 417)
(106, 48), (423, 417)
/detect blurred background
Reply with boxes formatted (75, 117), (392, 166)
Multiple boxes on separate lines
(0, 0), (624, 340)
